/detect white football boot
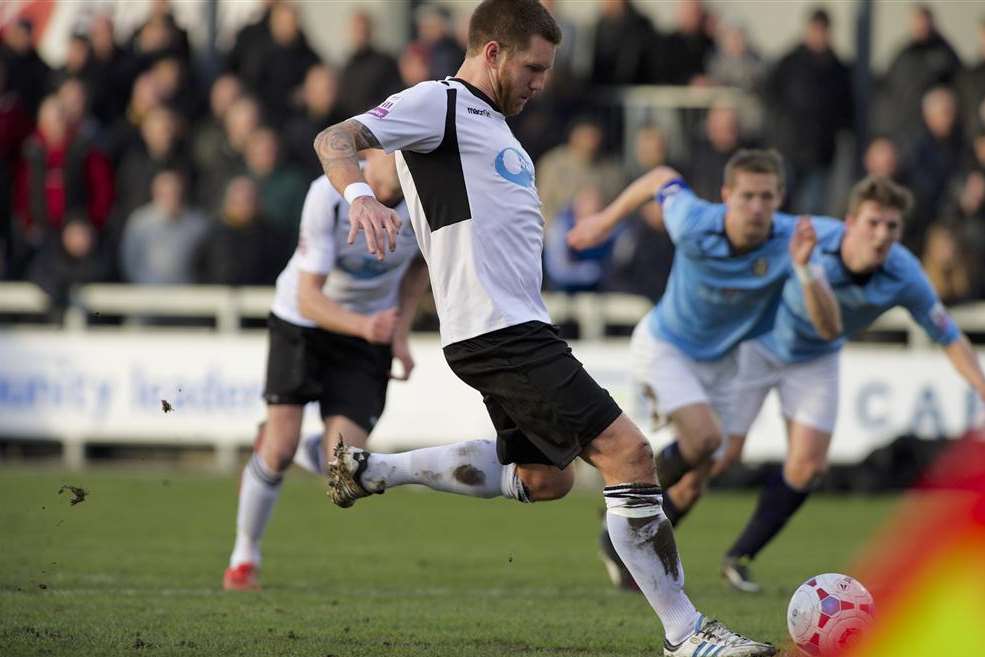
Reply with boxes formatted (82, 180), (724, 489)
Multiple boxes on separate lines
(664, 616), (776, 657)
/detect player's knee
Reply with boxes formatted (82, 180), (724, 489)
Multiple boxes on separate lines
(786, 457), (828, 490)
(525, 469), (575, 502)
(692, 432), (723, 459)
(257, 438), (297, 473)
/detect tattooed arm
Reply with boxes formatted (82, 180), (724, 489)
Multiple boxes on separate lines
(314, 119), (400, 260)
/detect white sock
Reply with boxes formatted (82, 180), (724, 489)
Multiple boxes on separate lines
(360, 439), (529, 501)
(230, 453), (284, 567)
(603, 483), (702, 646)
(292, 432), (324, 475)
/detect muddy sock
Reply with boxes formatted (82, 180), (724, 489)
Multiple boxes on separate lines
(230, 452), (283, 567)
(360, 439), (514, 499)
(603, 483), (701, 645)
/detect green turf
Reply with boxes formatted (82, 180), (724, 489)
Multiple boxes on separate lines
(0, 467), (896, 656)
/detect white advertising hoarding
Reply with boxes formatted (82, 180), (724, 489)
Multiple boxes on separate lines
(0, 332), (981, 464)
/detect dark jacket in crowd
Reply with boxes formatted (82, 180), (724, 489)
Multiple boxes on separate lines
(27, 226), (115, 311)
(590, 3), (662, 85)
(0, 39), (50, 114)
(195, 219), (279, 286)
(878, 32), (962, 142)
(766, 44), (853, 169)
(339, 46), (403, 116)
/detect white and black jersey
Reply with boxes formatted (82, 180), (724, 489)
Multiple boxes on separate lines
(355, 78), (551, 347)
(270, 176), (418, 328)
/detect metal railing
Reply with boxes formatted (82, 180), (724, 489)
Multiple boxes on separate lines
(3, 282), (984, 345)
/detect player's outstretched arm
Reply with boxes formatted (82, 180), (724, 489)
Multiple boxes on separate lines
(567, 165), (682, 250)
(314, 119), (401, 260)
(297, 270), (396, 344)
(943, 335), (985, 405)
(790, 217), (842, 340)
(391, 256), (430, 381)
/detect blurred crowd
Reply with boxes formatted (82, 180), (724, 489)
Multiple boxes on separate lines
(1, 0), (984, 321)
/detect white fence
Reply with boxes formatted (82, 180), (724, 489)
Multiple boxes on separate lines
(1, 283), (984, 470)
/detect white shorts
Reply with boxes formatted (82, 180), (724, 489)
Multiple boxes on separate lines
(728, 340), (840, 436)
(630, 319), (738, 431)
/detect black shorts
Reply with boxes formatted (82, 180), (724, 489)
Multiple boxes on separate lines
(263, 313), (392, 433)
(443, 321), (623, 469)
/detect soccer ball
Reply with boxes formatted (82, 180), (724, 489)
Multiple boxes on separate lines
(787, 573), (875, 656)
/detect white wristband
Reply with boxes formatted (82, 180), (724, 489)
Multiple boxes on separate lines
(343, 182), (376, 206)
(794, 264), (814, 285)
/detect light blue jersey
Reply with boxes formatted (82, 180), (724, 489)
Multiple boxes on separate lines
(758, 218), (960, 363)
(646, 181), (804, 361)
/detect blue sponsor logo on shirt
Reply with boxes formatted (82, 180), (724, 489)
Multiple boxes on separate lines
(494, 147), (534, 188)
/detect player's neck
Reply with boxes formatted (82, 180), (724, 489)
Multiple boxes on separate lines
(840, 240), (878, 275)
(455, 59), (500, 109)
(723, 215), (768, 254)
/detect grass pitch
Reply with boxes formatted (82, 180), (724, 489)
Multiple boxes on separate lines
(0, 467), (895, 656)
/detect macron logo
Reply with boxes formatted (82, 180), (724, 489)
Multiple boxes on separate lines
(467, 106), (491, 117)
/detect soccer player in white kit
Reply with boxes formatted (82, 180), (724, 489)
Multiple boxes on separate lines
(672, 176), (985, 592)
(312, 1), (776, 655)
(223, 152), (429, 591)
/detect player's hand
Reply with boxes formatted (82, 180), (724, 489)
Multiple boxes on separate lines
(362, 308), (398, 344)
(348, 196), (402, 261)
(789, 216), (817, 266)
(390, 335), (415, 381)
(567, 213), (611, 250)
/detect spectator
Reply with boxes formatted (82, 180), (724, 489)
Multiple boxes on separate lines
(591, 0), (662, 85)
(415, 4), (465, 80)
(27, 216), (114, 317)
(862, 137), (904, 182)
(398, 42), (431, 87)
(536, 117), (624, 229)
(539, 0), (578, 78)
(877, 4), (962, 145)
(126, 0), (192, 66)
(628, 124), (669, 180)
(765, 7), (853, 214)
(57, 77), (100, 142)
(101, 72), (163, 165)
(195, 177), (279, 285)
(903, 87), (965, 252)
(282, 64), (345, 179)
(226, 0), (276, 88)
(121, 170), (208, 285)
(191, 74), (242, 186)
(0, 18), (50, 115)
(148, 55), (199, 120)
(86, 13), (128, 124)
(114, 106), (192, 226)
(544, 186), (614, 293)
(51, 32), (94, 89)
(12, 96), (113, 275)
(957, 19), (985, 138)
(249, 2), (320, 127)
(688, 102), (748, 201)
(1, 59), (34, 263)
(921, 222), (980, 305)
(243, 127), (306, 245)
(338, 11), (402, 116)
(196, 95), (260, 210)
(663, 0), (715, 85)
(707, 18), (765, 94)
